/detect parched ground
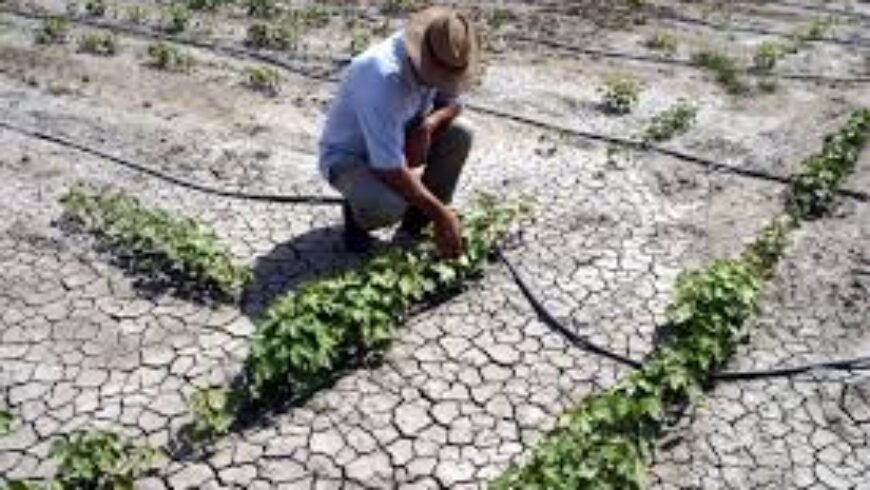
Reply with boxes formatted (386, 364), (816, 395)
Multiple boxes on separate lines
(0, 0), (869, 488)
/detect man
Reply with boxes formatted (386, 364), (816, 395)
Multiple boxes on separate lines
(318, 6), (480, 259)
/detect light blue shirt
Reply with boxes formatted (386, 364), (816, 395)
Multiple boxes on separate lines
(318, 32), (452, 180)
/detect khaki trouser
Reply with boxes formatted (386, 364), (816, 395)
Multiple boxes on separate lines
(329, 117), (474, 231)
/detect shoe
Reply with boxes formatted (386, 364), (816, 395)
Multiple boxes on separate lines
(343, 202), (373, 253)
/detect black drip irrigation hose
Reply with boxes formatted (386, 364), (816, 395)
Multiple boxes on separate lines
(2, 119), (868, 383)
(3, 7), (870, 384)
(496, 247), (870, 382)
(654, 6), (870, 49)
(6, 6), (870, 87)
(753, 0), (870, 23)
(0, 121), (344, 205)
(508, 33), (870, 84)
(465, 103), (870, 203)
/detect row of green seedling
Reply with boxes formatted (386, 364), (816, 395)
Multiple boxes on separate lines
(492, 108), (870, 489)
(60, 188), (251, 299)
(3, 429), (158, 490)
(182, 196), (530, 445)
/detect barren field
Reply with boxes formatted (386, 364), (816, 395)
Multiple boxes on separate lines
(1, 0), (869, 488)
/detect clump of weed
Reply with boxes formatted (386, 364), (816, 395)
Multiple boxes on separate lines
(350, 26), (372, 56)
(246, 19), (301, 51)
(640, 99), (697, 144)
(294, 4), (331, 29)
(125, 5), (149, 24)
(752, 41), (789, 72)
(35, 15), (70, 45)
(246, 66), (281, 96)
(84, 0), (106, 17)
(246, 0), (279, 17)
(0, 410), (13, 435)
(598, 74), (641, 115)
(643, 31), (677, 55)
(382, 0), (419, 15)
(77, 31), (117, 56)
(187, 0), (228, 11)
(691, 49), (748, 94)
(162, 3), (191, 34)
(487, 7), (514, 32)
(147, 42), (195, 72)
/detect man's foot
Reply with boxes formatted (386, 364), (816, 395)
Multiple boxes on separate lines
(343, 202), (373, 253)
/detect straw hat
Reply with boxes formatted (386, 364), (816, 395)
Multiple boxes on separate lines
(404, 6), (480, 96)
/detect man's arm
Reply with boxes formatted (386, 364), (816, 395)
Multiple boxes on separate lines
(374, 165), (462, 258)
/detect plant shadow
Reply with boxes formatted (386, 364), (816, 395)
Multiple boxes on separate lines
(55, 217), (238, 306)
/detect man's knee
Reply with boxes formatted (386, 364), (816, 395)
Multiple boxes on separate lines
(350, 195), (407, 231)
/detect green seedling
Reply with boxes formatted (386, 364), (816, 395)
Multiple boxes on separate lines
(49, 430), (158, 490)
(245, 66), (282, 96)
(640, 99), (697, 144)
(350, 26), (371, 56)
(84, 0), (106, 17)
(382, 0), (419, 14)
(598, 74), (641, 115)
(246, 19), (301, 51)
(691, 49), (748, 94)
(35, 16), (70, 45)
(246, 0), (278, 17)
(125, 5), (149, 24)
(77, 32), (117, 56)
(147, 42), (194, 72)
(643, 31), (677, 55)
(60, 188), (250, 297)
(162, 3), (191, 34)
(0, 410), (13, 435)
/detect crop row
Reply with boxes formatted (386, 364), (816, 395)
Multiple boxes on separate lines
(60, 187), (251, 299)
(183, 196), (529, 444)
(491, 108), (870, 489)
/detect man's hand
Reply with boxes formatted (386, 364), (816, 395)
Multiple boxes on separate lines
(433, 207), (463, 259)
(405, 122), (433, 168)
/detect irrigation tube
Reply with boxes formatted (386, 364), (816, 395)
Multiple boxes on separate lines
(496, 247), (870, 382)
(1, 118), (869, 382)
(6, 6), (870, 87)
(0, 121), (343, 205)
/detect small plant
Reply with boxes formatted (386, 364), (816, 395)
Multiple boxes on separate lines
(84, 0), (106, 17)
(382, 0), (419, 14)
(246, 19), (301, 51)
(161, 3), (191, 34)
(246, 0), (278, 17)
(60, 188), (250, 297)
(598, 74), (641, 115)
(350, 26), (371, 56)
(182, 387), (237, 444)
(245, 66), (282, 96)
(0, 410), (13, 435)
(752, 41), (790, 72)
(794, 16), (833, 43)
(77, 32), (117, 56)
(187, 0), (226, 11)
(294, 4), (330, 29)
(147, 42), (194, 72)
(640, 99), (697, 145)
(691, 49), (748, 95)
(642, 31), (677, 55)
(125, 5), (149, 24)
(487, 7), (513, 31)
(49, 430), (157, 489)
(35, 15), (70, 45)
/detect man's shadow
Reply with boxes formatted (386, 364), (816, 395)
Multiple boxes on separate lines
(239, 225), (366, 319)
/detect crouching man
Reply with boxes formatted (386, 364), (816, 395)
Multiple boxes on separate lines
(318, 6), (480, 259)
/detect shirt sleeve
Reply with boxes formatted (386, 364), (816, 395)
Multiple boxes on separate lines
(353, 74), (405, 171)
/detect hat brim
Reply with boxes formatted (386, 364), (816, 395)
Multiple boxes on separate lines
(404, 7), (480, 96)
